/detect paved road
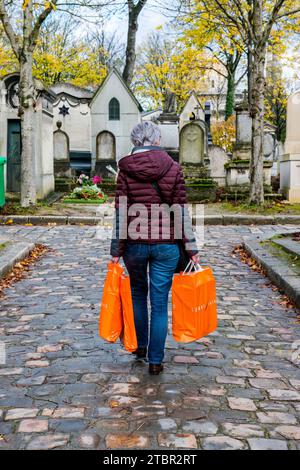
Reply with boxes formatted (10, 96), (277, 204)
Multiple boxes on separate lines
(0, 224), (299, 450)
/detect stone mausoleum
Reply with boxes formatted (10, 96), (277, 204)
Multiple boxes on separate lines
(51, 68), (143, 178)
(0, 72), (56, 198)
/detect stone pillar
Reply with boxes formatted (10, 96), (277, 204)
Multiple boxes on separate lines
(232, 92), (252, 161)
(157, 110), (179, 161)
(280, 89), (300, 202)
(34, 89), (56, 199)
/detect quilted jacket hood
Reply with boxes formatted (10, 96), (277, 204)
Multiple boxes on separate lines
(118, 150), (174, 182)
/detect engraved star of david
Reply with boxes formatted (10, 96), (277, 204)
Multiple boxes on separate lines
(59, 105), (69, 116)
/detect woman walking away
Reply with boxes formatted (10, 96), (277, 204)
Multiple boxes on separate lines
(110, 121), (199, 375)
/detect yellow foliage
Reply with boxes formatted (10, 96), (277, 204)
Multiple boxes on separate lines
(0, 26), (18, 77)
(211, 115), (235, 153)
(33, 35), (107, 88)
(135, 34), (208, 109)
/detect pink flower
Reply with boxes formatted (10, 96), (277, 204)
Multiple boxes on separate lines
(93, 175), (103, 185)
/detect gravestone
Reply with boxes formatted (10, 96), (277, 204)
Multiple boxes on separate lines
(179, 121), (206, 164)
(280, 89), (300, 202)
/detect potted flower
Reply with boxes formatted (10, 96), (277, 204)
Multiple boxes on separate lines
(64, 174), (108, 203)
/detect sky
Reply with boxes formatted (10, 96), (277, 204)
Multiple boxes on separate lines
(102, 4), (167, 42)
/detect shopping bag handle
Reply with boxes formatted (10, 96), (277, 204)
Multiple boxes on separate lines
(183, 260), (203, 274)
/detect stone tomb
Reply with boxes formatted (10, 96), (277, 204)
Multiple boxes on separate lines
(226, 93), (273, 187)
(51, 82), (92, 177)
(0, 72), (56, 198)
(280, 89), (300, 202)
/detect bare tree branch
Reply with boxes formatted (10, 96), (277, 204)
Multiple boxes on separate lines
(0, 0), (20, 57)
(30, 0), (59, 49)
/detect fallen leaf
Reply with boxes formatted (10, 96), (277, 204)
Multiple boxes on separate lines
(0, 244), (52, 297)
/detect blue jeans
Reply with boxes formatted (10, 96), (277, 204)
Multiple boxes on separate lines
(123, 243), (180, 364)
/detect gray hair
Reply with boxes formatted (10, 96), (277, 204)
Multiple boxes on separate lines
(130, 121), (161, 147)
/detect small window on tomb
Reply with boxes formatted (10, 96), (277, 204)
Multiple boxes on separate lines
(109, 98), (120, 120)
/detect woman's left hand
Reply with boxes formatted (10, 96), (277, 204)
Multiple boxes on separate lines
(111, 257), (120, 264)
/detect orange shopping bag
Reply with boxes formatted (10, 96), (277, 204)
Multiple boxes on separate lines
(99, 262), (124, 342)
(120, 274), (138, 352)
(172, 261), (217, 342)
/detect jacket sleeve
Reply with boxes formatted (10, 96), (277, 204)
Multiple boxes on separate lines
(172, 166), (199, 258)
(110, 170), (128, 257)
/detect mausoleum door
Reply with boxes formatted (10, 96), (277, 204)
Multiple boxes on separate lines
(7, 119), (21, 192)
(96, 131), (116, 161)
(54, 130), (69, 161)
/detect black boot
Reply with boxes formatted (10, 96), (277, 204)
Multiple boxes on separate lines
(132, 346), (147, 359)
(149, 363), (164, 375)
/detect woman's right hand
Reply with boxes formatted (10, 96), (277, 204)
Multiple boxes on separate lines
(111, 257), (120, 264)
(191, 254), (200, 265)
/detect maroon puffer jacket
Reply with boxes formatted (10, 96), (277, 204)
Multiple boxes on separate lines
(110, 148), (197, 257)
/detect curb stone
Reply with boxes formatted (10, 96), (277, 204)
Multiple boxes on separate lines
(0, 240), (35, 278)
(1, 214), (300, 226)
(243, 239), (300, 308)
(194, 215), (300, 226)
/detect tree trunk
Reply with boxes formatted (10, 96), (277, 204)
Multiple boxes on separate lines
(19, 50), (36, 207)
(249, 45), (266, 205)
(123, 9), (138, 85)
(249, 0), (265, 205)
(225, 71), (235, 120)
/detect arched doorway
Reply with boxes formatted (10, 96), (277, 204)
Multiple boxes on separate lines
(96, 131), (116, 161)
(53, 129), (70, 176)
(54, 129), (69, 161)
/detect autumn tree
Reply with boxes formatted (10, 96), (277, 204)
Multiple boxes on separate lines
(180, 3), (247, 120)
(134, 31), (208, 110)
(33, 18), (110, 87)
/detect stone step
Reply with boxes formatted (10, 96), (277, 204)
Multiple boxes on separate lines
(273, 237), (300, 259)
(244, 239), (300, 308)
(0, 240), (35, 278)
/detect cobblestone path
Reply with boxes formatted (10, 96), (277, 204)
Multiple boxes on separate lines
(0, 224), (299, 450)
